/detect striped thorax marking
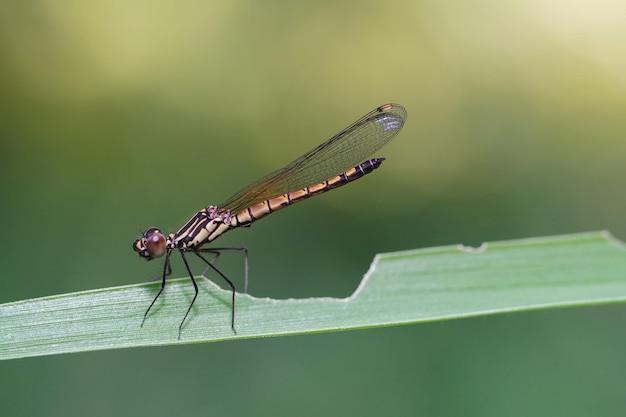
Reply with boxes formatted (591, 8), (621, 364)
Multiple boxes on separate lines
(172, 208), (231, 248)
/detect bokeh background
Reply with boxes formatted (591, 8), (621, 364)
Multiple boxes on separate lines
(2, 1), (626, 415)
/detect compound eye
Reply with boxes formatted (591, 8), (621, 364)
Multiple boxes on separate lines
(144, 229), (167, 258)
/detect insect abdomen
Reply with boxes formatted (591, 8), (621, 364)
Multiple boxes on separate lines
(233, 158), (385, 226)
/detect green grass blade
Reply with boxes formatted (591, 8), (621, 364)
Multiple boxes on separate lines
(2, 231), (626, 360)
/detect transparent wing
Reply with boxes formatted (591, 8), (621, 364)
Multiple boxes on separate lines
(219, 103), (407, 213)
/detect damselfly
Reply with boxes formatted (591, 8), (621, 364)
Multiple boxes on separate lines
(134, 103), (407, 338)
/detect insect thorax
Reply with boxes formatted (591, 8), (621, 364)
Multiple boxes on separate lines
(173, 206), (234, 249)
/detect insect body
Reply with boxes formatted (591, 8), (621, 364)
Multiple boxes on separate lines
(134, 103), (407, 338)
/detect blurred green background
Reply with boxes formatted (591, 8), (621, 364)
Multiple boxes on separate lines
(1, 0), (626, 415)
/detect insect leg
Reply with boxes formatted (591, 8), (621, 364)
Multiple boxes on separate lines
(194, 250), (237, 333)
(177, 248), (200, 339)
(141, 248), (172, 327)
(197, 246), (249, 293)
